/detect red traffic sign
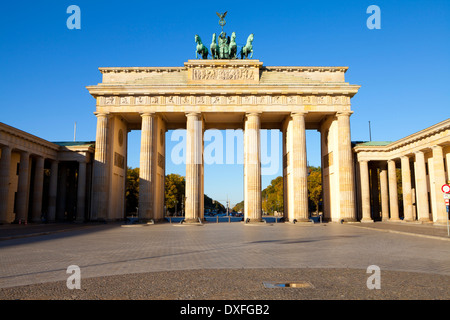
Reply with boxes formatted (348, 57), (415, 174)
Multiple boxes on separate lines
(442, 184), (450, 193)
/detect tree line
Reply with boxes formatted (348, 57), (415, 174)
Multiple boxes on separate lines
(126, 168), (226, 215)
(126, 166), (323, 216)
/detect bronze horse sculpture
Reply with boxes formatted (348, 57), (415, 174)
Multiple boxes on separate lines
(195, 34), (209, 59)
(240, 33), (254, 59)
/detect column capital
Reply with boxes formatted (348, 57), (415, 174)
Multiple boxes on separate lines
(140, 112), (156, 118)
(431, 144), (443, 150)
(336, 111), (354, 117)
(185, 112), (201, 118)
(94, 112), (110, 118)
(291, 111), (308, 118)
(414, 150), (425, 154)
(245, 112), (261, 118)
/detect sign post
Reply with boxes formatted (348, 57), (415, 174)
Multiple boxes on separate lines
(443, 184), (450, 237)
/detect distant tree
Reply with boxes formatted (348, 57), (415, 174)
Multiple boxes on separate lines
(307, 166), (322, 214)
(262, 176), (283, 214)
(165, 173), (185, 215)
(232, 200), (244, 212)
(204, 194), (226, 212)
(125, 167), (140, 214)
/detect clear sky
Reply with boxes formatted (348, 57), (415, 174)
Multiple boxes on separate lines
(1, 1), (449, 208)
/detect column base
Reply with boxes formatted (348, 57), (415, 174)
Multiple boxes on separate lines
(402, 219), (421, 224)
(339, 218), (359, 224)
(434, 219), (450, 226)
(360, 218), (374, 223)
(181, 218), (203, 225)
(288, 219), (314, 225)
(418, 217), (432, 224)
(244, 218), (265, 225)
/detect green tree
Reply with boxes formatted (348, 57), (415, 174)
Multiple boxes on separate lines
(307, 166), (322, 214)
(232, 200), (244, 212)
(262, 176), (283, 214)
(165, 173), (185, 215)
(125, 167), (140, 214)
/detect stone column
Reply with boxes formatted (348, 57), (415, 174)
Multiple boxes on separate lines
(0, 146), (12, 223)
(76, 161), (87, 223)
(446, 152), (450, 183)
(359, 160), (373, 222)
(31, 156), (45, 222)
(139, 113), (155, 222)
(337, 112), (356, 222)
(56, 163), (67, 221)
(379, 164), (390, 221)
(185, 112), (203, 223)
(414, 151), (430, 222)
(401, 156), (414, 221)
(244, 113), (262, 222)
(431, 145), (447, 224)
(47, 160), (58, 222)
(16, 151), (30, 223)
(91, 113), (109, 221)
(291, 112), (309, 222)
(387, 159), (400, 221)
(370, 165), (380, 220)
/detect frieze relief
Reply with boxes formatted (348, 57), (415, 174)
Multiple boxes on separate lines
(120, 96), (131, 105)
(100, 94), (350, 106)
(192, 68), (256, 81)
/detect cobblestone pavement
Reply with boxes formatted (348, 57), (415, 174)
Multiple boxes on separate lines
(0, 221), (449, 300)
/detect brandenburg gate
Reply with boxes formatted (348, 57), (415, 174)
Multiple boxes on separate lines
(86, 59), (361, 224)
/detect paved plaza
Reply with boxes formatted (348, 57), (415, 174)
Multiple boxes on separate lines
(0, 221), (449, 300)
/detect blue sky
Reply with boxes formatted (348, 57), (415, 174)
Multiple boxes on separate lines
(1, 1), (449, 207)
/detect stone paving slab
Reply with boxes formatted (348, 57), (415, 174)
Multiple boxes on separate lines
(0, 268), (448, 300)
(349, 221), (450, 240)
(0, 221), (449, 301)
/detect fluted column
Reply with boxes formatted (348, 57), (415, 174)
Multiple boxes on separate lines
(380, 164), (390, 221)
(91, 113), (109, 221)
(370, 165), (380, 220)
(76, 161), (87, 223)
(415, 151), (430, 222)
(401, 156), (414, 221)
(337, 112), (356, 222)
(291, 112), (309, 222)
(431, 145), (447, 224)
(244, 113), (262, 222)
(31, 156), (45, 222)
(359, 160), (373, 222)
(139, 113), (156, 222)
(387, 159), (400, 221)
(185, 112), (203, 223)
(16, 151), (30, 222)
(47, 160), (58, 222)
(0, 146), (12, 223)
